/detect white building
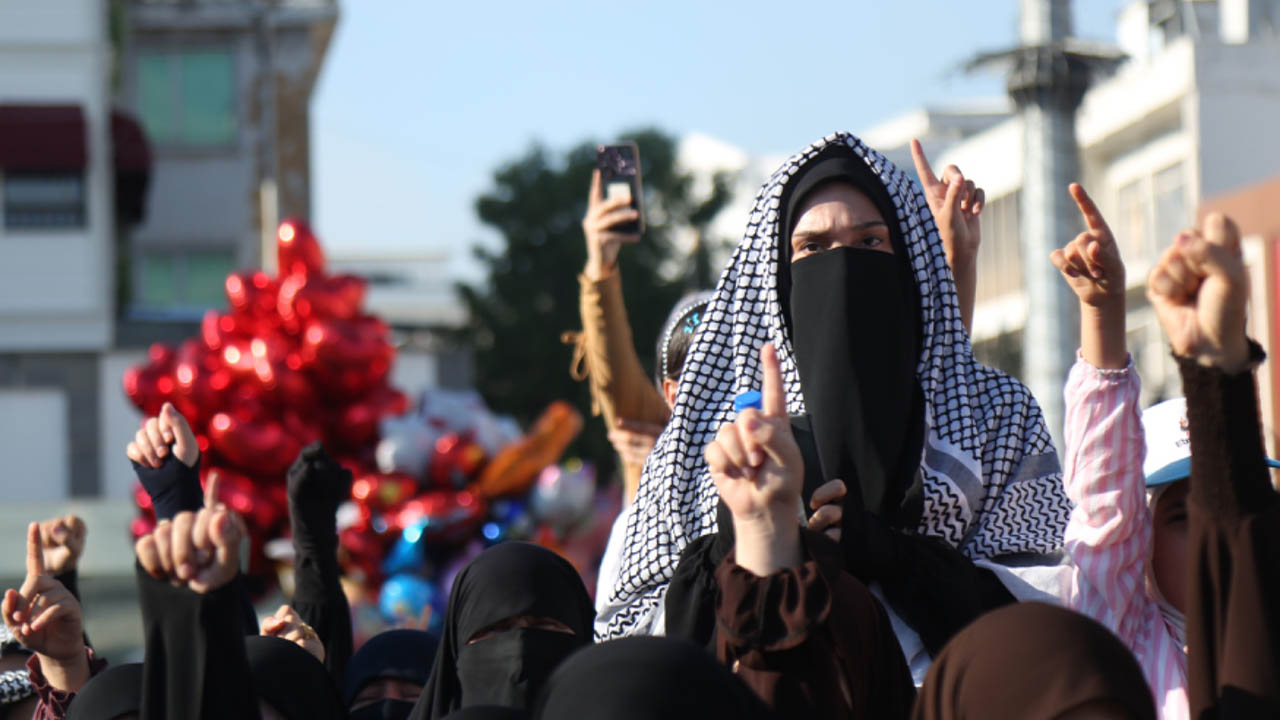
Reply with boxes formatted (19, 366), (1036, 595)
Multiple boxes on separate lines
(863, 0), (1280, 412)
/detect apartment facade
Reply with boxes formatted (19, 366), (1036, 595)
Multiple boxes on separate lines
(864, 0), (1280, 422)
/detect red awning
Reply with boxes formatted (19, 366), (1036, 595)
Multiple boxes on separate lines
(0, 105), (86, 171)
(111, 110), (151, 172)
(111, 109), (153, 226)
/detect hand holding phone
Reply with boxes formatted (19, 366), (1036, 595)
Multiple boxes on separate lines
(582, 143), (645, 281)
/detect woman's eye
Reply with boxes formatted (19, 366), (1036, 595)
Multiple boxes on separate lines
(859, 236), (884, 248)
(800, 242), (822, 254)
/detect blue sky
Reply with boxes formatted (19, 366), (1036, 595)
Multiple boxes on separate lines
(312, 0), (1125, 276)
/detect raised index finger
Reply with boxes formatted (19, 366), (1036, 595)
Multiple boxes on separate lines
(760, 344), (786, 418)
(1069, 183), (1111, 237)
(588, 168), (602, 205)
(26, 523), (44, 578)
(910, 139), (939, 190)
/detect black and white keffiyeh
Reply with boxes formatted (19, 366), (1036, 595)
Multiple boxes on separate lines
(597, 131), (1070, 639)
(0, 669), (34, 706)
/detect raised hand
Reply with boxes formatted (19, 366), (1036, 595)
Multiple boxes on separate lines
(36, 514), (86, 576)
(1051, 183), (1128, 370)
(1051, 184), (1125, 306)
(286, 442), (352, 528)
(3, 524), (86, 665)
(135, 503), (245, 594)
(607, 418), (664, 469)
(261, 604), (325, 663)
(582, 169), (642, 281)
(1148, 213), (1251, 373)
(705, 344), (804, 576)
(127, 402), (199, 469)
(911, 139), (983, 332)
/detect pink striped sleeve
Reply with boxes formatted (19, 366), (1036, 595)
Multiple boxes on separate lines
(1062, 355), (1188, 719)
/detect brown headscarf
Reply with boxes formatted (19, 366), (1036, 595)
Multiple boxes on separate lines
(912, 602), (1155, 720)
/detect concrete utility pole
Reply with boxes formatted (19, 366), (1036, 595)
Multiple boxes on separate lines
(970, 0), (1122, 451)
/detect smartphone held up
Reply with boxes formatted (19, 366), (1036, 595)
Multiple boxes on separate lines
(596, 142), (644, 234)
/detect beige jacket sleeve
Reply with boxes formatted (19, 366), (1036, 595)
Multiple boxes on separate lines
(565, 271), (669, 500)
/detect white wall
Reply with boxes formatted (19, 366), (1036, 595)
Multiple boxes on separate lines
(0, 389), (70, 502)
(100, 350), (147, 501)
(0, 0), (114, 351)
(1194, 40), (1280, 198)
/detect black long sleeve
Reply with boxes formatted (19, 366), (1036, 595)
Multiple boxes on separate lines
(1179, 347), (1280, 717)
(132, 454), (204, 521)
(287, 443), (353, 684)
(137, 564), (261, 720)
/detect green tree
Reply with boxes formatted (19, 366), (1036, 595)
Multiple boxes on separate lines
(458, 128), (732, 479)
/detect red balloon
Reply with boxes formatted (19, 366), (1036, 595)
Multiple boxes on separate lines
(202, 467), (286, 532)
(428, 433), (487, 489)
(279, 274), (367, 328)
(393, 490), (487, 545)
(225, 272), (280, 319)
(131, 514), (157, 541)
(351, 472), (419, 512)
(276, 218), (326, 278)
(207, 412), (302, 477)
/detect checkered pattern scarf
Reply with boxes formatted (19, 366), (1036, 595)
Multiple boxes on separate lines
(597, 132), (1070, 639)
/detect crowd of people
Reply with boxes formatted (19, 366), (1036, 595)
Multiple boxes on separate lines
(2, 130), (1278, 719)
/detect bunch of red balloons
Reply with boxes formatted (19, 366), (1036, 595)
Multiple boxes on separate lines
(124, 219), (408, 582)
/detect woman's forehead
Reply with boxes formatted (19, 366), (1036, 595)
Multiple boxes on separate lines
(792, 183), (886, 231)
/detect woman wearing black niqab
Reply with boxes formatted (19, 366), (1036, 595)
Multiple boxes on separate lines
(343, 629), (438, 720)
(409, 543), (594, 720)
(600, 132), (1072, 682)
(534, 636), (772, 720)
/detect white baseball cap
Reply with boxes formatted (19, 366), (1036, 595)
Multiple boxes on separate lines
(1142, 397), (1280, 487)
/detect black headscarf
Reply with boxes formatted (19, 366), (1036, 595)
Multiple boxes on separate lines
(247, 635), (346, 720)
(344, 629), (439, 720)
(781, 144), (925, 523)
(534, 636), (772, 720)
(912, 602), (1156, 720)
(411, 543), (594, 720)
(65, 663), (143, 720)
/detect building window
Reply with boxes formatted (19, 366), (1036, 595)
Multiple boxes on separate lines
(976, 190), (1023, 303)
(2, 173), (86, 229)
(135, 247), (236, 314)
(136, 49), (236, 148)
(1116, 177), (1151, 265)
(1154, 162), (1187, 252)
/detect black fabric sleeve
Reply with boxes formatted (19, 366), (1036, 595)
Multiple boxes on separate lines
(136, 563), (261, 720)
(843, 509), (1015, 656)
(1178, 346), (1280, 717)
(132, 455), (204, 521)
(286, 443), (353, 684)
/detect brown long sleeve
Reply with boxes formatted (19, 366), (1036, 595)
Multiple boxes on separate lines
(1179, 347), (1280, 717)
(715, 529), (915, 719)
(570, 271), (669, 499)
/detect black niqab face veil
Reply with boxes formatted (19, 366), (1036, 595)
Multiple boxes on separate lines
(779, 145), (925, 519)
(410, 542), (594, 720)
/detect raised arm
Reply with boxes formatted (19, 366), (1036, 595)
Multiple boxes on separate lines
(135, 502), (261, 720)
(285, 442), (352, 683)
(706, 345), (915, 717)
(3, 522), (102, 719)
(1148, 212), (1280, 715)
(1054, 184), (1157, 648)
(911, 139), (984, 334)
(576, 168), (670, 500)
